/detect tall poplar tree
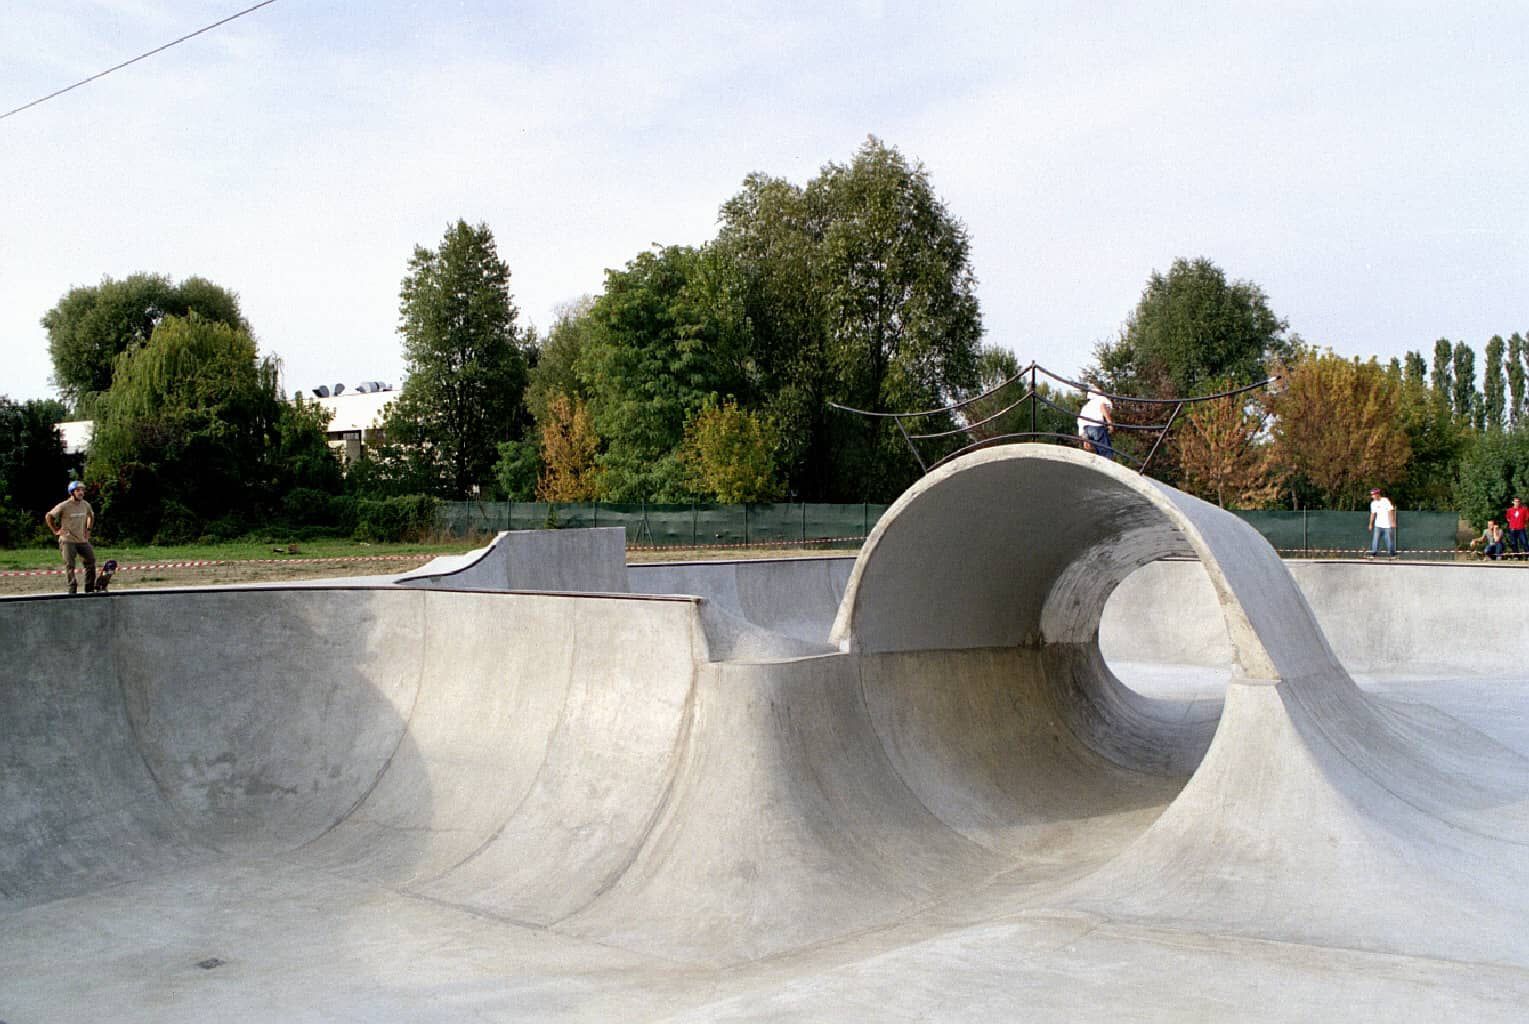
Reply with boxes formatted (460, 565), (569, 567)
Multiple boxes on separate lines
(1484, 335), (1506, 431)
(1509, 333), (1526, 427)
(1452, 341), (1477, 424)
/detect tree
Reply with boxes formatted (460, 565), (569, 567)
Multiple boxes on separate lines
(41, 273), (246, 412)
(386, 220), (531, 498)
(525, 296), (597, 425)
(706, 138), (984, 500)
(1452, 341), (1477, 425)
(957, 345), (1079, 445)
(1509, 333), (1525, 427)
(84, 315), (306, 541)
(681, 397), (783, 503)
(0, 397), (73, 546)
(1269, 350), (1410, 510)
(577, 245), (748, 501)
(1485, 335), (1506, 431)
(1391, 348), (1466, 510)
(1172, 383), (1285, 509)
(1431, 338), (1454, 421)
(1091, 257), (1293, 398)
(1456, 429), (1529, 530)
(537, 394), (601, 501)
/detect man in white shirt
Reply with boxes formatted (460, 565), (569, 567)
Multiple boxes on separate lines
(1077, 390), (1115, 460)
(1367, 487), (1397, 558)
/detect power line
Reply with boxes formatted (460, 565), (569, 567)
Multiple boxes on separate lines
(1, 0), (281, 123)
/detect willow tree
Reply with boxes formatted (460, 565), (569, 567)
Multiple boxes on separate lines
(84, 315), (331, 541)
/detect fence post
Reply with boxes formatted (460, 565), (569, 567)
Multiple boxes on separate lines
(744, 503), (751, 546)
(801, 502), (807, 545)
(691, 502), (697, 548)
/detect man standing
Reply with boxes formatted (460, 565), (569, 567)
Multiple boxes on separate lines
(45, 481), (96, 595)
(1367, 487), (1397, 558)
(1505, 497), (1529, 558)
(1077, 389), (1115, 460)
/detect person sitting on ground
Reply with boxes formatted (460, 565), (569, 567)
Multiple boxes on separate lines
(1472, 519), (1507, 560)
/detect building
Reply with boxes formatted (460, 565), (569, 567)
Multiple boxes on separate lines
(309, 387), (396, 465)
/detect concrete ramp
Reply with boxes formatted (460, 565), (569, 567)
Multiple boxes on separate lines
(4, 444), (1529, 1019)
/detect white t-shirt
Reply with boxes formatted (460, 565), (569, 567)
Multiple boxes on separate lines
(1078, 394), (1112, 436)
(1370, 497), (1396, 529)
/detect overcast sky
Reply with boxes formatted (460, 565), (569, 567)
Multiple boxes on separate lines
(3, 0), (1526, 405)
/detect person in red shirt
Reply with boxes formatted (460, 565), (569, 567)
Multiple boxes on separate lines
(1505, 497), (1529, 558)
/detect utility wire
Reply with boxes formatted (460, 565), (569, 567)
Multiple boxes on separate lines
(1, 0), (280, 123)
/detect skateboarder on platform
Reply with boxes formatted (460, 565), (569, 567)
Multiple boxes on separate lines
(44, 481), (97, 595)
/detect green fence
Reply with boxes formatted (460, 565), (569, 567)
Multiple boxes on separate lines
(437, 502), (890, 548)
(1233, 510), (1464, 558)
(438, 503), (1467, 557)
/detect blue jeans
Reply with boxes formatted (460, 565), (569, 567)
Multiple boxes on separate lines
(1509, 528), (1528, 555)
(1486, 541), (1506, 560)
(1082, 425), (1114, 460)
(1370, 526), (1395, 556)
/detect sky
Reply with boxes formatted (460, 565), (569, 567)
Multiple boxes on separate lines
(2, 0), (1526, 405)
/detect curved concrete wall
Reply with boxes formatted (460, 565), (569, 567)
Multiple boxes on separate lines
(1102, 558), (1529, 677)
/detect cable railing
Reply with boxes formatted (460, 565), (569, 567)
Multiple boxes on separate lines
(828, 362), (1281, 475)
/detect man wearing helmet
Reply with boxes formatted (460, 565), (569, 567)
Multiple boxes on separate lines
(45, 481), (97, 594)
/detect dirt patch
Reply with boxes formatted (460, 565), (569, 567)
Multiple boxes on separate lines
(0, 546), (861, 597)
(0, 557), (433, 597)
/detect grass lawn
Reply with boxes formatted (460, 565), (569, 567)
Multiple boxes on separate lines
(0, 537), (484, 572)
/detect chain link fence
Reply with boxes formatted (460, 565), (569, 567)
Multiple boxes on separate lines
(437, 502), (890, 549)
(438, 503), (1469, 557)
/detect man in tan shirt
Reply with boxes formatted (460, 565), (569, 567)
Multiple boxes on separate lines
(45, 481), (96, 594)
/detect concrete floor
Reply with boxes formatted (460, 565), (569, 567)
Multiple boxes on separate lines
(5, 446), (1529, 1022)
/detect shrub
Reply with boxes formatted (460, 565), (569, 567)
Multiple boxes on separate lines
(352, 494), (439, 543)
(152, 500), (202, 546)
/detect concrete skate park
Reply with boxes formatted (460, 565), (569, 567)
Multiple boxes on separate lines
(6, 445), (1529, 1021)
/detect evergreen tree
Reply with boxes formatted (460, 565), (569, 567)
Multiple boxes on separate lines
(386, 220), (531, 498)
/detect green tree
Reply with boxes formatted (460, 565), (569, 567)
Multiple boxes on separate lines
(706, 138), (983, 500)
(680, 397), (783, 503)
(1431, 338), (1454, 421)
(956, 345), (1080, 446)
(1091, 257), (1293, 398)
(1456, 429), (1529, 529)
(525, 296), (597, 426)
(1509, 333), (1525, 427)
(578, 245), (748, 501)
(84, 315), (299, 541)
(1484, 335), (1506, 431)
(386, 220), (531, 498)
(1452, 341), (1477, 425)
(41, 273), (246, 413)
(0, 397), (73, 546)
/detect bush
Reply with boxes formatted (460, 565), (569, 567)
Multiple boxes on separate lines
(152, 499), (202, 545)
(0, 505), (51, 548)
(352, 494), (439, 542)
(282, 487), (339, 528)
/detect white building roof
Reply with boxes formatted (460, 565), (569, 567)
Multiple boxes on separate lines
(313, 391), (396, 434)
(57, 420), (93, 455)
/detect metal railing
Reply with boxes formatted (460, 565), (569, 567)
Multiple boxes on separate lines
(828, 362), (1279, 475)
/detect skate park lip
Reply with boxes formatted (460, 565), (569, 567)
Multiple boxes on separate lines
(5, 443), (1529, 1020)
